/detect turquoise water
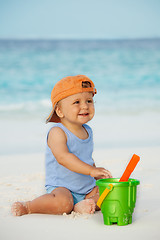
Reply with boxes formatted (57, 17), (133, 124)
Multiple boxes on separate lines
(0, 39), (160, 118)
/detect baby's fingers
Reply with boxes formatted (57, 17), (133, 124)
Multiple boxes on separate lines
(103, 170), (113, 178)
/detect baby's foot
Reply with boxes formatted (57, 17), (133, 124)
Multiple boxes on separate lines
(74, 199), (96, 214)
(11, 202), (29, 216)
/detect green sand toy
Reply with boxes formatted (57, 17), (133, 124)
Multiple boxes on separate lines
(96, 154), (140, 226)
(96, 178), (140, 226)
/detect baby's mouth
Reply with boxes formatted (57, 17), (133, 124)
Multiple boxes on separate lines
(78, 113), (89, 116)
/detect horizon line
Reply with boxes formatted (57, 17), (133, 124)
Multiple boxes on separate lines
(0, 36), (160, 41)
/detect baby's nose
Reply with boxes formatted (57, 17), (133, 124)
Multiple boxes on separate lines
(81, 102), (88, 109)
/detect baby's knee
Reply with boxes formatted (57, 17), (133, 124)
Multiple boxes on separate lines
(50, 192), (73, 214)
(60, 195), (74, 214)
(49, 188), (74, 214)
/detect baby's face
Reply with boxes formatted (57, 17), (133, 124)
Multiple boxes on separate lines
(57, 92), (95, 126)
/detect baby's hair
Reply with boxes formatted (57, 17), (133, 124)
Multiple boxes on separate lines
(82, 81), (92, 88)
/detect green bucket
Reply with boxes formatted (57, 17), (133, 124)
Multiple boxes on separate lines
(96, 178), (140, 226)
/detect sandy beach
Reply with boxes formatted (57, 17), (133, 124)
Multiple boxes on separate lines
(0, 141), (160, 239)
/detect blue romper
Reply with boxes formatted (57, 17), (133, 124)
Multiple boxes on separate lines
(45, 123), (96, 204)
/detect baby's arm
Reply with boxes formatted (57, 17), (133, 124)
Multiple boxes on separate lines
(48, 127), (110, 179)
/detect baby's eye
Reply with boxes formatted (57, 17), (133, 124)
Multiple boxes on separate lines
(73, 100), (80, 104)
(87, 99), (93, 103)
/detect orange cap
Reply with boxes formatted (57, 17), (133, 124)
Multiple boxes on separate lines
(46, 75), (97, 123)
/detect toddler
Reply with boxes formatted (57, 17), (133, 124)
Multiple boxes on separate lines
(11, 75), (112, 216)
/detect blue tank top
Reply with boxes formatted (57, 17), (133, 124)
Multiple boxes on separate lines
(45, 123), (96, 194)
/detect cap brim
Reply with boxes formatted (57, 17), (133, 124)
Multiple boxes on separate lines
(46, 108), (60, 123)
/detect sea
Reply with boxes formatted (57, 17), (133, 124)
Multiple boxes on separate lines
(0, 39), (160, 154)
(0, 38), (160, 117)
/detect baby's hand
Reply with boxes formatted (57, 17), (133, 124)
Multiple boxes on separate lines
(90, 167), (112, 179)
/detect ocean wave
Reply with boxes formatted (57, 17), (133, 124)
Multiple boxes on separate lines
(0, 99), (51, 113)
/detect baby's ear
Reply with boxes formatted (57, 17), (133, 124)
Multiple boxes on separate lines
(55, 105), (64, 118)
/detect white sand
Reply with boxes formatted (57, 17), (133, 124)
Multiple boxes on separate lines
(0, 146), (160, 240)
(0, 111), (160, 239)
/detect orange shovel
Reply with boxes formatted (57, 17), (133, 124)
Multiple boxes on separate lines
(119, 154), (140, 182)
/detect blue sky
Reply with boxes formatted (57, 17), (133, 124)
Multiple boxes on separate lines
(0, 0), (160, 39)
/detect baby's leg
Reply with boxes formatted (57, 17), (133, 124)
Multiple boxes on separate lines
(85, 186), (99, 202)
(11, 187), (74, 216)
(74, 199), (96, 214)
(85, 186), (100, 211)
(73, 186), (100, 214)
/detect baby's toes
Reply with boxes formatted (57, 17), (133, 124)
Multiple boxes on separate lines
(11, 202), (28, 216)
(87, 199), (96, 214)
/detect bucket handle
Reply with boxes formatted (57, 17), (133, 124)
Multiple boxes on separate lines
(97, 184), (113, 208)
